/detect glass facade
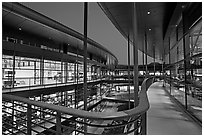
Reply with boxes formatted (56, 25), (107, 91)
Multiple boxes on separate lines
(2, 55), (106, 89)
(165, 17), (202, 121)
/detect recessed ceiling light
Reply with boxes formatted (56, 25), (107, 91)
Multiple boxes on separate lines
(175, 25), (178, 27)
(147, 11), (151, 15)
(18, 27), (22, 31)
(148, 28), (151, 31)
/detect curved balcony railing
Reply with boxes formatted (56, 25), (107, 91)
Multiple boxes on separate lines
(2, 77), (154, 135)
(2, 75), (111, 93)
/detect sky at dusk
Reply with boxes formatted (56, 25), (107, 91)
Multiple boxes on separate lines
(22, 2), (159, 65)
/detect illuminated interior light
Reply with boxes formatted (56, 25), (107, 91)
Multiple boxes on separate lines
(147, 11), (151, 15)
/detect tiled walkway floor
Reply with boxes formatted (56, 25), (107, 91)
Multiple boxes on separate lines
(147, 82), (202, 135)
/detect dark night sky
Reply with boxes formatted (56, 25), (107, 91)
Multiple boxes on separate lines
(22, 2), (159, 65)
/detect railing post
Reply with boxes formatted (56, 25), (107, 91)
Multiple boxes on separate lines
(141, 112), (147, 135)
(56, 111), (61, 134)
(141, 79), (149, 135)
(27, 104), (32, 135)
(169, 37), (171, 94)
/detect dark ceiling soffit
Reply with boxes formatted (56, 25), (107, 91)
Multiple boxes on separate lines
(98, 2), (156, 58)
(98, 3), (129, 41)
(2, 2), (118, 63)
(163, 3), (184, 55)
(163, 3), (182, 40)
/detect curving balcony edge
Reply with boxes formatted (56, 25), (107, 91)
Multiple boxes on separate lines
(2, 77), (154, 134)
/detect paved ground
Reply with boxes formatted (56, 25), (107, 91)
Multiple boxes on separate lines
(147, 82), (202, 135)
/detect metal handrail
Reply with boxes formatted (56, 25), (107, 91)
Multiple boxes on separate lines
(2, 77), (154, 135)
(3, 78), (153, 120)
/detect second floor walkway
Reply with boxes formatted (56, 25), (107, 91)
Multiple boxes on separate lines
(147, 82), (202, 135)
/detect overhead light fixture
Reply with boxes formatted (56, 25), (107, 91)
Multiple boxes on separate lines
(181, 5), (185, 9)
(175, 25), (178, 27)
(147, 11), (151, 15)
(18, 27), (22, 31)
(148, 28), (151, 31)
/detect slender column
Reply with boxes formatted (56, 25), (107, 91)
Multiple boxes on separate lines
(83, 2), (88, 111)
(56, 111), (61, 134)
(141, 113), (147, 134)
(91, 65), (93, 80)
(40, 57), (44, 85)
(11, 101), (15, 133)
(61, 61), (63, 83)
(182, 12), (188, 109)
(65, 91), (67, 107)
(169, 37), (171, 94)
(27, 104), (32, 135)
(145, 32), (148, 77)
(133, 3), (139, 107)
(163, 40), (166, 87)
(76, 48), (79, 108)
(162, 60), (165, 87)
(12, 43), (16, 88)
(74, 62), (76, 83)
(40, 94), (43, 119)
(127, 34), (131, 109)
(64, 62), (67, 83)
(83, 2), (88, 134)
(154, 45), (156, 76)
(133, 3), (139, 135)
(61, 91), (63, 105)
(34, 60), (36, 84)
(143, 42), (145, 75)
(190, 36), (194, 80)
(99, 51), (102, 99)
(99, 64), (102, 99)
